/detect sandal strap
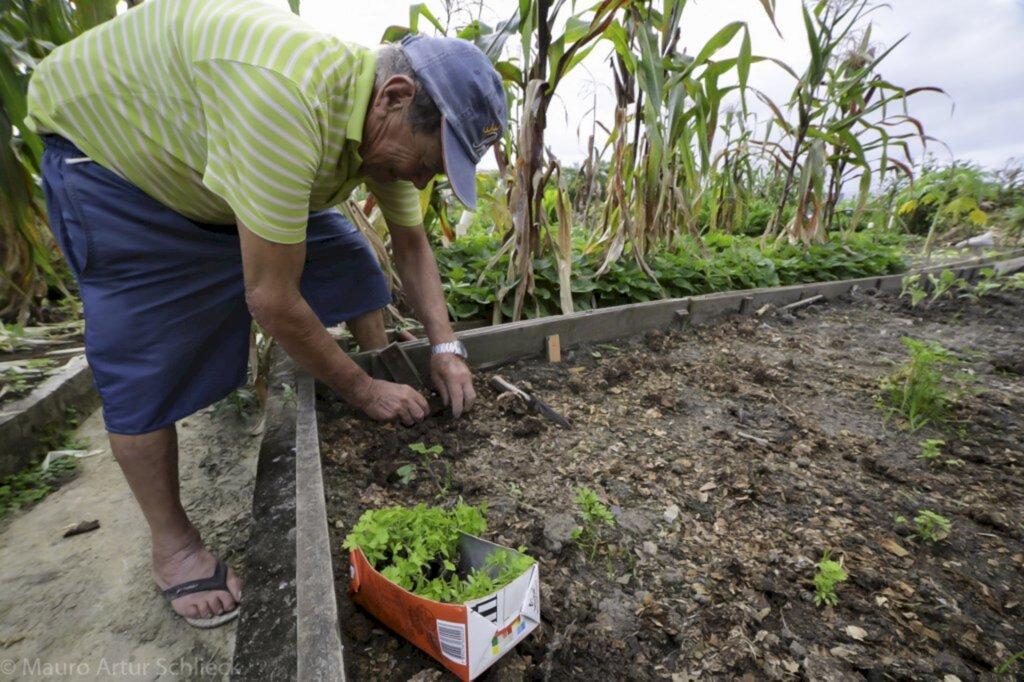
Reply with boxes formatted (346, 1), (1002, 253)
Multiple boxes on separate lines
(163, 559), (230, 602)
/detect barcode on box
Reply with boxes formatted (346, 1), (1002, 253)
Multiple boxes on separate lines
(436, 619), (467, 665)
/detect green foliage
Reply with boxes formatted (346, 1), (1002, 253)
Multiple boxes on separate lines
(813, 551), (847, 608)
(0, 455), (77, 518)
(1001, 272), (1024, 292)
(879, 337), (966, 431)
(899, 274), (928, 307)
(917, 439), (944, 461)
(897, 510), (951, 543)
(956, 268), (1002, 303)
(396, 442), (451, 497)
(916, 438), (962, 467)
(1, 0), (98, 322)
(212, 386), (261, 418)
(896, 161), (997, 237)
(342, 502), (534, 603)
(571, 486), (616, 559)
(435, 231), (904, 323)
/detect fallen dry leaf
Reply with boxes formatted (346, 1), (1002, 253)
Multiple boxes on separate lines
(880, 538), (910, 557)
(845, 625), (868, 641)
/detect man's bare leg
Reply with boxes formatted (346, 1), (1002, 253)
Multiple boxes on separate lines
(347, 308), (418, 351)
(108, 426), (242, 620)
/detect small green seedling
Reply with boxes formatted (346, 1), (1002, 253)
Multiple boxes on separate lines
(1001, 272), (1024, 292)
(897, 510), (951, 543)
(957, 268), (1002, 303)
(814, 551), (847, 608)
(918, 439), (944, 461)
(899, 274), (928, 307)
(918, 439), (964, 467)
(925, 269), (958, 307)
(571, 486), (616, 559)
(879, 337), (967, 432)
(398, 442), (451, 497)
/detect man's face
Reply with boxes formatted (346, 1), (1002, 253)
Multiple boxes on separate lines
(362, 125), (444, 190)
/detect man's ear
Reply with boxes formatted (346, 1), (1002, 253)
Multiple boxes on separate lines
(373, 75), (416, 114)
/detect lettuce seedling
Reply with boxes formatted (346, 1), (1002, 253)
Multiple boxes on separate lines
(343, 502), (533, 604)
(814, 551), (847, 608)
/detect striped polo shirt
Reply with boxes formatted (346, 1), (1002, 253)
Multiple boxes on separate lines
(26, 0), (422, 243)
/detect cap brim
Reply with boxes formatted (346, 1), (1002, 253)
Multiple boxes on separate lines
(441, 117), (477, 212)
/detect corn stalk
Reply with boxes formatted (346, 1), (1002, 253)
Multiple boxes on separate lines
(759, 0), (942, 246)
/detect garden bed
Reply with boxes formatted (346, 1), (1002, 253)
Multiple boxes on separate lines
(320, 285), (1023, 680)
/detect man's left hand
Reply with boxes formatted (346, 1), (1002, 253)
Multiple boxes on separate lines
(430, 353), (475, 418)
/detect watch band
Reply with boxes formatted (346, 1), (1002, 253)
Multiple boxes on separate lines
(431, 340), (468, 359)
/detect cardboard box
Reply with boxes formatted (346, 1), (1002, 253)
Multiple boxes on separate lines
(348, 533), (541, 681)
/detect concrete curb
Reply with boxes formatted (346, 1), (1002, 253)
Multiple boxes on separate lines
(0, 355), (100, 478)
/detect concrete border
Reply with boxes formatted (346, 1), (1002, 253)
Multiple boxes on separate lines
(0, 355), (100, 478)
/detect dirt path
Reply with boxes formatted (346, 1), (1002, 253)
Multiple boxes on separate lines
(0, 404), (259, 681)
(321, 287), (1024, 681)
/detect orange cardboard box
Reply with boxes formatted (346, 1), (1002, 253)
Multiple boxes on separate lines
(348, 533), (541, 681)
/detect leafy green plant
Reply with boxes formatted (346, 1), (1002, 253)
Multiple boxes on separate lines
(916, 438), (962, 467)
(813, 550), (847, 607)
(342, 502), (534, 603)
(897, 510), (951, 543)
(1001, 272), (1024, 292)
(918, 439), (944, 461)
(879, 337), (966, 431)
(571, 486), (616, 559)
(956, 268), (1002, 303)
(899, 274), (928, 307)
(925, 269), (957, 306)
(396, 442), (451, 497)
(212, 386), (261, 419)
(0, 455), (77, 517)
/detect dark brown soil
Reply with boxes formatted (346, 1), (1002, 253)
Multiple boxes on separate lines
(320, 287), (1024, 681)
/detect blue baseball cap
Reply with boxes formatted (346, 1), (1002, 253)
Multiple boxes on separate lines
(400, 34), (507, 211)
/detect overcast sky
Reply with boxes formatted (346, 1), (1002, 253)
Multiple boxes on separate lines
(299, 0), (1024, 172)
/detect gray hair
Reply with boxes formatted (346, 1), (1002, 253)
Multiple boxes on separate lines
(375, 44), (442, 134)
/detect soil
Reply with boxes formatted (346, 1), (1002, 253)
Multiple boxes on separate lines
(320, 287), (1024, 681)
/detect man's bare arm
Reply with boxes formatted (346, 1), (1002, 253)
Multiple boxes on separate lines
(237, 219), (427, 424)
(388, 221), (476, 416)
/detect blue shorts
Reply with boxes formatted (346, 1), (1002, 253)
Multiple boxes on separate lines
(41, 135), (391, 435)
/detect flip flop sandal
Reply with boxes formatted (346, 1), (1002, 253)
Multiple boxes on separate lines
(162, 559), (240, 628)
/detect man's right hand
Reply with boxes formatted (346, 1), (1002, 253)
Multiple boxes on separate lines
(353, 378), (429, 425)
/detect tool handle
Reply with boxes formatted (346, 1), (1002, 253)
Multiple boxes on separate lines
(489, 375), (528, 399)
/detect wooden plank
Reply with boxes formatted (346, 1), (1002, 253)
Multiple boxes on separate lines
(545, 334), (562, 363)
(337, 252), (1024, 384)
(295, 372), (347, 682)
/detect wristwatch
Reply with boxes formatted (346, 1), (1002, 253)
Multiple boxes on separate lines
(431, 340), (469, 360)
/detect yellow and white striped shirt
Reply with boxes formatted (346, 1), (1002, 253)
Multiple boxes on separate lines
(27, 0), (422, 244)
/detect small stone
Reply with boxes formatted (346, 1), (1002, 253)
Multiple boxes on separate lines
(643, 541), (658, 555)
(662, 569), (684, 586)
(664, 504), (681, 523)
(790, 641), (807, 658)
(542, 513), (577, 553)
